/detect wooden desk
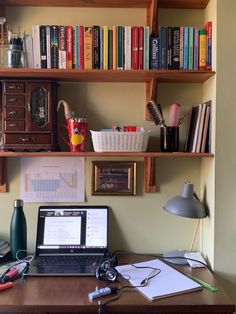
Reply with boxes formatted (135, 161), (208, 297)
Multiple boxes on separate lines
(0, 255), (235, 314)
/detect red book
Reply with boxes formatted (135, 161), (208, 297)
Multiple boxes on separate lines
(131, 26), (139, 70)
(66, 26), (73, 69)
(79, 25), (84, 69)
(139, 26), (144, 69)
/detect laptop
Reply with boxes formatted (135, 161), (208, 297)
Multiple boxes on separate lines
(26, 205), (109, 276)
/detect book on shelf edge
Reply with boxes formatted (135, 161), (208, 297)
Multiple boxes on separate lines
(84, 26), (93, 70)
(66, 25), (73, 69)
(112, 25), (117, 69)
(183, 26), (189, 70)
(204, 21), (212, 70)
(172, 27), (180, 70)
(79, 25), (84, 69)
(159, 26), (167, 70)
(201, 102), (211, 152)
(149, 36), (159, 69)
(167, 26), (172, 69)
(131, 26), (139, 70)
(185, 104), (201, 152)
(188, 27), (194, 70)
(108, 28), (113, 70)
(143, 26), (150, 70)
(124, 26), (131, 70)
(199, 29), (207, 70)
(103, 25), (109, 70)
(179, 26), (184, 70)
(117, 26), (124, 70)
(50, 25), (59, 69)
(138, 26), (144, 70)
(46, 25), (51, 69)
(193, 27), (199, 70)
(32, 25), (41, 69)
(196, 102), (207, 153)
(93, 25), (100, 69)
(59, 25), (66, 69)
(39, 25), (47, 68)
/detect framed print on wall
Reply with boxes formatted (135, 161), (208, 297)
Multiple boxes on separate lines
(92, 161), (136, 195)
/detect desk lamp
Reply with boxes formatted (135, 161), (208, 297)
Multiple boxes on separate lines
(163, 182), (207, 264)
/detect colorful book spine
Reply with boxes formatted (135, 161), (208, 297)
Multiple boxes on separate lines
(50, 25), (59, 69)
(46, 25), (51, 69)
(32, 25), (41, 69)
(108, 28), (113, 69)
(72, 28), (76, 69)
(117, 26), (124, 70)
(93, 25), (100, 69)
(138, 26), (144, 70)
(179, 26), (184, 69)
(103, 25), (109, 70)
(84, 26), (93, 70)
(39, 25), (47, 68)
(193, 27), (199, 70)
(204, 21), (212, 70)
(124, 26), (131, 70)
(183, 26), (189, 70)
(143, 26), (149, 70)
(79, 25), (84, 69)
(100, 27), (103, 70)
(66, 25), (73, 69)
(75, 26), (80, 69)
(149, 36), (159, 69)
(188, 27), (194, 70)
(199, 29), (207, 70)
(172, 27), (180, 69)
(167, 26), (172, 69)
(112, 26), (117, 69)
(131, 26), (139, 70)
(59, 25), (66, 69)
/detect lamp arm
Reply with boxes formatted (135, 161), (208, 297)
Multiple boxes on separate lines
(189, 219), (201, 251)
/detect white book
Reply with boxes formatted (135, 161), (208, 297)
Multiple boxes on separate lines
(116, 259), (202, 301)
(143, 26), (150, 70)
(59, 25), (66, 69)
(23, 34), (34, 68)
(192, 103), (202, 152)
(32, 25), (41, 68)
(46, 25), (51, 69)
(124, 26), (131, 70)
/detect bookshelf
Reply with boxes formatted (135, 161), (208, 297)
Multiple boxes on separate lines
(0, 0), (215, 193)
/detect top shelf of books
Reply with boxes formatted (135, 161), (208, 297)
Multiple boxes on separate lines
(1, 0), (210, 9)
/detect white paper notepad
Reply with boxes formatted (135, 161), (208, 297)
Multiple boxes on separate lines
(116, 259), (202, 301)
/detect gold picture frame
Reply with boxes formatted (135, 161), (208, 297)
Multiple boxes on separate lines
(92, 161), (136, 195)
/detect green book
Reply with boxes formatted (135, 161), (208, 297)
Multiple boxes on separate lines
(108, 29), (113, 69)
(117, 26), (124, 69)
(188, 27), (194, 70)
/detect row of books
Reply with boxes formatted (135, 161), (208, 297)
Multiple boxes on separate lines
(185, 101), (211, 153)
(31, 24), (151, 70)
(154, 22), (212, 71)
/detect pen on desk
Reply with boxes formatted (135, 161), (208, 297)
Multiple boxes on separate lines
(169, 103), (181, 127)
(0, 282), (13, 292)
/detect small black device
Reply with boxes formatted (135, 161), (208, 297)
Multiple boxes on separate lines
(95, 255), (118, 282)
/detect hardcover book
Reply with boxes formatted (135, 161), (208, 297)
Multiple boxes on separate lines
(108, 29), (113, 69)
(117, 26), (124, 70)
(124, 26), (131, 70)
(84, 26), (93, 70)
(199, 29), (207, 70)
(159, 26), (167, 69)
(103, 25), (109, 70)
(131, 26), (139, 70)
(143, 26), (150, 70)
(46, 25), (51, 69)
(75, 26), (80, 69)
(79, 25), (84, 69)
(39, 25), (47, 68)
(188, 27), (194, 70)
(204, 21), (212, 70)
(183, 26), (189, 70)
(179, 26), (184, 69)
(112, 25), (117, 69)
(193, 27), (199, 70)
(167, 26), (172, 69)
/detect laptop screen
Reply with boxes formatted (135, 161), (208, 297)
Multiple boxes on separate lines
(36, 206), (109, 255)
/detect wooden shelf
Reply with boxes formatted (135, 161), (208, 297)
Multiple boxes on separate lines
(1, 0), (210, 9)
(0, 151), (214, 157)
(0, 69), (215, 83)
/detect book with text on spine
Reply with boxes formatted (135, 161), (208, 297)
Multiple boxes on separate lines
(84, 26), (93, 70)
(50, 25), (59, 69)
(39, 25), (47, 68)
(66, 25), (73, 69)
(59, 25), (66, 69)
(131, 26), (139, 70)
(149, 36), (159, 69)
(32, 25), (41, 69)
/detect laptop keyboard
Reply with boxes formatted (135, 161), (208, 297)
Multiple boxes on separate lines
(35, 255), (100, 266)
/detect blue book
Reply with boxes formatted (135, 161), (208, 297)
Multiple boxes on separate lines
(149, 36), (159, 69)
(188, 27), (194, 70)
(75, 26), (80, 69)
(183, 26), (189, 70)
(193, 27), (199, 70)
(100, 27), (103, 69)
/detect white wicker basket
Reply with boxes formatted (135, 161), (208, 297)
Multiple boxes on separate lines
(91, 130), (150, 152)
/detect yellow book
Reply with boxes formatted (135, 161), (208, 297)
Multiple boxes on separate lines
(103, 25), (109, 70)
(199, 29), (207, 70)
(112, 25), (117, 69)
(84, 26), (93, 69)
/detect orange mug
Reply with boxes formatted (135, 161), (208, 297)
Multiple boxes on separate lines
(62, 119), (88, 152)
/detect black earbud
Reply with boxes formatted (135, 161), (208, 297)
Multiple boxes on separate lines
(95, 255), (118, 282)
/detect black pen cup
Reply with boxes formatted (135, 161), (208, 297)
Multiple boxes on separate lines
(160, 126), (179, 152)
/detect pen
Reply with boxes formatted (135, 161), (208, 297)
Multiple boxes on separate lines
(0, 282), (13, 292)
(187, 275), (219, 292)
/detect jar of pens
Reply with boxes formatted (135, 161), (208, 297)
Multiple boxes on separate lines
(147, 101), (184, 152)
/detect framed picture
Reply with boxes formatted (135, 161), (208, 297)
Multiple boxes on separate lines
(92, 161), (136, 195)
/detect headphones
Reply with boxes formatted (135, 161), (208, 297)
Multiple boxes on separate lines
(95, 254), (118, 282)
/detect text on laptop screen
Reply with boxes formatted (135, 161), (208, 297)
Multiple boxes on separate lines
(37, 207), (108, 250)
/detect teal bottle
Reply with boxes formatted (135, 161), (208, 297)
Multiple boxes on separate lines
(10, 199), (27, 260)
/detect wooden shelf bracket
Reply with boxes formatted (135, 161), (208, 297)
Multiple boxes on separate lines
(144, 156), (156, 193)
(0, 157), (7, 192)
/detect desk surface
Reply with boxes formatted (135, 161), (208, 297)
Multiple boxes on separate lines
(0, 254), (235, 314)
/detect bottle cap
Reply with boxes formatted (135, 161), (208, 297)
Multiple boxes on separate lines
(14, 199), (23, 207)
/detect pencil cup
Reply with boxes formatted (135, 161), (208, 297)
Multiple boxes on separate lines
(160, 126), (179, 152)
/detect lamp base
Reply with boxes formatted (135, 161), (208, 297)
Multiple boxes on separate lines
(163, 249), (190, 265)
